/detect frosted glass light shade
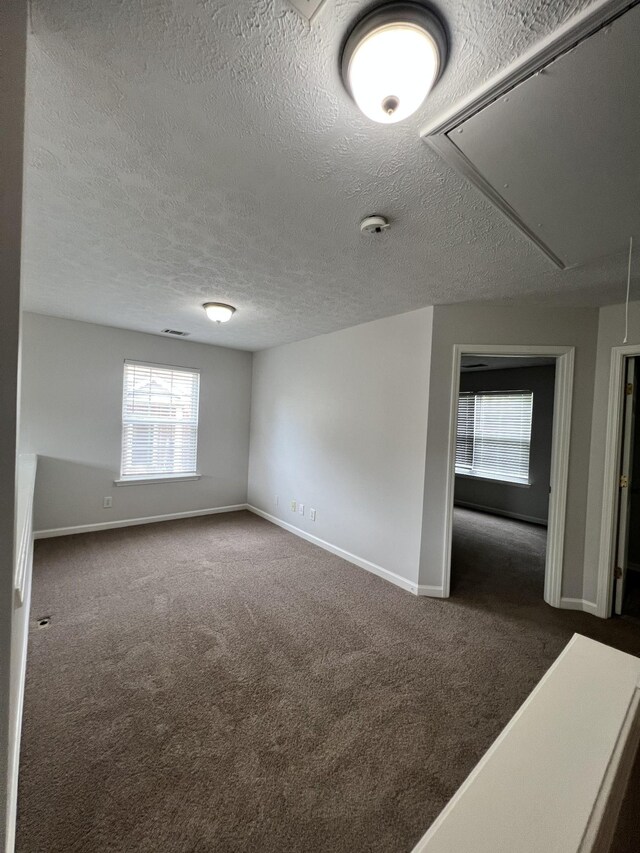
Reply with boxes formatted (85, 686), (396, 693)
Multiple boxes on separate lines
(203, 302), (236, 323)
(342, 3), (446, 125)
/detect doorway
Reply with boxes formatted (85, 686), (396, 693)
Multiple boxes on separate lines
(597, 344), (640, 618)
(452, 355), (556, 602)
(442, 345), (575, 607)
(614, 357), (640, 617)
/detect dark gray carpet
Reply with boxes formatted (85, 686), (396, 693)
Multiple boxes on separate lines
(16, 508), (640, 852)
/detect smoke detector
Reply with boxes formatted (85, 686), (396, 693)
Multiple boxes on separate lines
(360, 214), (390, 235)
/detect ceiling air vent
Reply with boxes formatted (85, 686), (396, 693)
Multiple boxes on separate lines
(161, 328), (190, 337)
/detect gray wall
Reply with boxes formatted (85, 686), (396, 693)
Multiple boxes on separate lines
(20, 314), (253, 532)
(419, 304), (600, 599)
(454, 365), (556, 525)
(1, 2), (27, 850)
(248, 308), (433, 586)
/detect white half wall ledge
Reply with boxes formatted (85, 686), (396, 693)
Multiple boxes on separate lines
(33, 504), (248, 539)
(411, 634), (640, 853)
(246, 506), (428, 597)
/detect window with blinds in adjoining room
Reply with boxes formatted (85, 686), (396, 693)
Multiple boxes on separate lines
(455, 390), (533, 485)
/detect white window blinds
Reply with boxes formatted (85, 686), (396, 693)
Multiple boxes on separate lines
(455, 393), (475, 474)
(455, 390), (533, 484)
(120, 361), (200, 479)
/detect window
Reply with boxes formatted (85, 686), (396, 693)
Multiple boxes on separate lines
(120, 360), (200, 480)
(455, 390), (533, 484)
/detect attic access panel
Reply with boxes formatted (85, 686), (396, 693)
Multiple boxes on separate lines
(425, 1), (640, 269)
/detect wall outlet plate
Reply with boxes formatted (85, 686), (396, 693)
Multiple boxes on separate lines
(310, 508), (316, 521)
(290, 500), (297, 512)
(298, 504), (304, 515)
(103, 496), (112, 508)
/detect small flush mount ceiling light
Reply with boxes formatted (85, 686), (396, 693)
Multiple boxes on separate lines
(203, 302), (236, 323)
(341, 2), (446, 124)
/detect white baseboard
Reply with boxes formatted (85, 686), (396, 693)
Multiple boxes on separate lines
(246, 505), (431, 597)
(560, 597), (599, 617)
(454, 501), (548, 527)
(33, 504), (248, 539)
(7, 578), (32, 853)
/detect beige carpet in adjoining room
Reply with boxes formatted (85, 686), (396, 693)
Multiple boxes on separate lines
(17, 508), (640, 852)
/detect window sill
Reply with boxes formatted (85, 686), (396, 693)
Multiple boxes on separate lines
(114, 474), (201, 487)
(455, 472), (531, 488)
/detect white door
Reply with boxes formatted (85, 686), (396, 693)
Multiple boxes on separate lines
(615, 358), (637, 615)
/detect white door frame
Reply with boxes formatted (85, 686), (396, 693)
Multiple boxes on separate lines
(596, 344), (640, 618)
(443, 344), (575, 607)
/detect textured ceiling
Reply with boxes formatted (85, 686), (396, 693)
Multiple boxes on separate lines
(23, 0), (637, 351)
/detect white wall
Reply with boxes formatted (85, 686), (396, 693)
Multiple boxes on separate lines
(583, 300), (640, 605)
(20, 314), (253, 532)
(1, 2), (27, 850)
(248, 308), (433, 587)
(419, 304), (600, 599)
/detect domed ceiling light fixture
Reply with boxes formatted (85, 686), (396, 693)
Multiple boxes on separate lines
(203, 302), (236, 323)
(341, 2), (447, 125)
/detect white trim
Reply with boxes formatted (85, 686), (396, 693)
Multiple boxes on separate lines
(596, 344), (640, 618)
(7, 455), (39, 852)
(442, 345), (574, 607)
(560, 597), (599, 616)
(114, 474), (201, 486)
(33, 504), (247, 539)
(14, 454), (37, 604)
(420, 0), (632, 269)
(454, 501), (547, 527)
(246, 505), (424, 597)
(123, 357), (201, 373)
(416, 585), (446, 598)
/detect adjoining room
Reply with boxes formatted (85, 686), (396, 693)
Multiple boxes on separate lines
(452, 355), (556, 605)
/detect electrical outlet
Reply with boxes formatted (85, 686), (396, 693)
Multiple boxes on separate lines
(103, 496), (112, 508)
(275, 495), (279, 507)
(310, 508), (316, 521)
(290, 499), (297, 512)
(298, 503), (304, 516)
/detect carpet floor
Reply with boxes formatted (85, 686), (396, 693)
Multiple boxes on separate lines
(17, 508), (640, 852)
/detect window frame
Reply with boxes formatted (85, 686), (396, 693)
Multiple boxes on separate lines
(115, 359), (201, 485)
(454, 389), (534, 487)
